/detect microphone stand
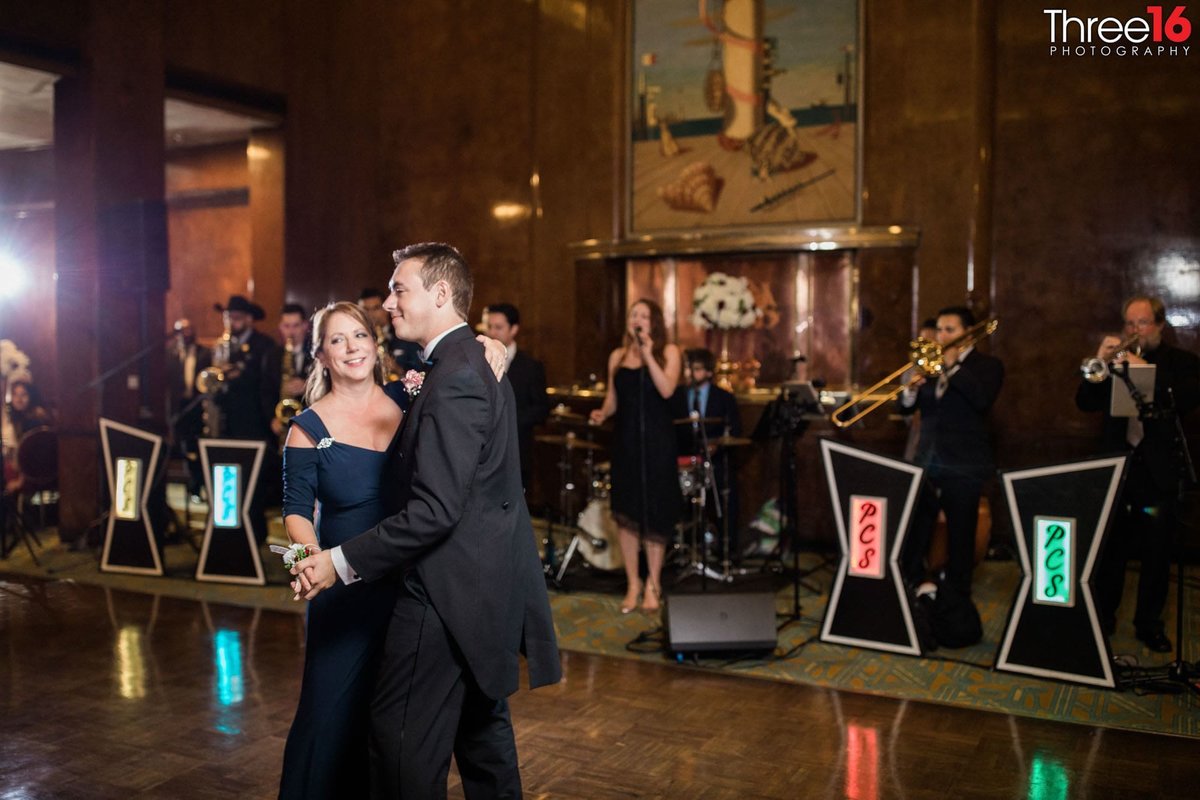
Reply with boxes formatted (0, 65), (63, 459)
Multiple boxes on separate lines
(1111, 365), (1199, 694)
(636, 339), (650, 594)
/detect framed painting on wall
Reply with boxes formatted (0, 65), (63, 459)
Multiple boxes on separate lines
(628, 0), (861, 235)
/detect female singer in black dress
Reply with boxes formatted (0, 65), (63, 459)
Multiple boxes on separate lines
(278, 301), (506, 799)
(590, 299), (682, 614)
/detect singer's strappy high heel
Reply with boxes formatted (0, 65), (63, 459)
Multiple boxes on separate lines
(620, 579), (643, 615)
(641, 581), (662, 613)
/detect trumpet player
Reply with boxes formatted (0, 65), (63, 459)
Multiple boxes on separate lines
(272, 303), (313, 439)
(899, 306), (1005, 616)
(1075, 296), (1200, 652)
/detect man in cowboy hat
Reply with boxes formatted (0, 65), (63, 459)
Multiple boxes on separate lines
(213, 295), (281, 542)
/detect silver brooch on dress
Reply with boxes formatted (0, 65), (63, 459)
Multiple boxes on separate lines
(316, 437), (334, 449)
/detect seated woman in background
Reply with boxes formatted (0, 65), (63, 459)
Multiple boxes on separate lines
(4, 379), (53, 493)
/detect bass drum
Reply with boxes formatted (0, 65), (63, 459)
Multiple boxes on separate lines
(576, 499), (624, 571)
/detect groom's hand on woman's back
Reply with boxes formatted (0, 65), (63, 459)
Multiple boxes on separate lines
(292, 550), (338, 600)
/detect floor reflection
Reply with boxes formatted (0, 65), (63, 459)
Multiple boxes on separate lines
(1, 575), (1196, 799)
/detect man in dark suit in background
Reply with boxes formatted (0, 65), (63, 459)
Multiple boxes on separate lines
(296, 243), (560, 798)
(671, 348), (743, 560)
(899, 306), (1004, 604)
(486, 302), (549, 490)
(166, 318), (211, 499)
(1076, 295), (1200, 652)
(212, 295), (281, 543)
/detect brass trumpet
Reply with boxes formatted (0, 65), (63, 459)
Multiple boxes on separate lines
(1080, 334), (1141, 383)
(830, 318), (999, 428)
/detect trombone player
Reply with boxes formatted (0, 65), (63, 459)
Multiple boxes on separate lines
(899, 306), (1005, 614)
(1076, 296), (1200, 652)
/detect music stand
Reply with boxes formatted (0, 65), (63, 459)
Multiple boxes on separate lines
(1110, 364), (1155, 417)
(751, 382), (823, 624)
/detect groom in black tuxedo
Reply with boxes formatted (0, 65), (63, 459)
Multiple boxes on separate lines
(295, 242), (561, 798)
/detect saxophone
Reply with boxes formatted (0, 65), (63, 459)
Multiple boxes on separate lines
(198, 316), (236, 437)
(196, 319), (233, 395)
(274, 341), (303, 428)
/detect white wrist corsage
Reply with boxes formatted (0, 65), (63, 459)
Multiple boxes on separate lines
(269, 543), (319, 569)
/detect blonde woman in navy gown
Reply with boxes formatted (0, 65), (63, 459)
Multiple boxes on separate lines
(278, 301), (506, 799)
(590, 299), (682, 614)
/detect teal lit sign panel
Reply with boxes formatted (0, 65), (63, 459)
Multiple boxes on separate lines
(1033, 516), (1075, 608)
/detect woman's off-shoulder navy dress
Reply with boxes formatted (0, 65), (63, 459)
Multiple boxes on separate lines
(278, 389), (406, 800)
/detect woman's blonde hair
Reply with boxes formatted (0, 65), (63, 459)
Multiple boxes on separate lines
(303, 301), (385, 405)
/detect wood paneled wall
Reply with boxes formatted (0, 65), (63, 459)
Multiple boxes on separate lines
(165, 142), (252, 343)
(2, 0), (1198, 530)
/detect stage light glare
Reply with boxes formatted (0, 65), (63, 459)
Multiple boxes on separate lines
(0, 253), (30, 300)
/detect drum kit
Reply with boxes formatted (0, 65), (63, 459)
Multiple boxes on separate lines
(673, 415), (752, 582)
(536, 405), (620, 583)
(537, 401), (754, 587)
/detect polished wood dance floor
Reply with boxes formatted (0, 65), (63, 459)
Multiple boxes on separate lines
(2, 575), (1197, 799)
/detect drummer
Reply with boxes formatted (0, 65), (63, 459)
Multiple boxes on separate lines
(671, 348), (743, 561)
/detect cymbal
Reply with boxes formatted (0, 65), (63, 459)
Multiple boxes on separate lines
(673, 416), (724, 426)
(549, 404), (587, 423)
(709, 435), (753, 447)
(534, 434), (605, 451)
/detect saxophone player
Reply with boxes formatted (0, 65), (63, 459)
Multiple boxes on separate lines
(272, 303), (313, 438)
(212, 295), (281, 543)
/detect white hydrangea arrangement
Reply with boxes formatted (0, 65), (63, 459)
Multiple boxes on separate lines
(689, 272), (760, 330)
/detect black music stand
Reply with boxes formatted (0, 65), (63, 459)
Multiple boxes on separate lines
(751, 382), (824, 624)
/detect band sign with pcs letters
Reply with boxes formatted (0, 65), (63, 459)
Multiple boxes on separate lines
(849, 496), (886, 580)
(1033, 516), (1075, 608)
(99, 418), (165, 576)
(196, 439), (266, 585)
(212, 464), (241, 529)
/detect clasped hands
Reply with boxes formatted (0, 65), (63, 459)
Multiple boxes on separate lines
(291, 549), (338, 601)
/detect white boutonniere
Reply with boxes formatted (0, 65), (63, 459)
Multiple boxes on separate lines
(401, 369), (426, 397)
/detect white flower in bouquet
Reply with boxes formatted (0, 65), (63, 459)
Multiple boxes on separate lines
(689, 272), (760, 330)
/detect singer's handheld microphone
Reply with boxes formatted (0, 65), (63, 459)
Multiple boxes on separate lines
(633, 326), (644, 346)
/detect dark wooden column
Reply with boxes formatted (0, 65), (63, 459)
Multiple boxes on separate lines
(53, 0), (166, 542)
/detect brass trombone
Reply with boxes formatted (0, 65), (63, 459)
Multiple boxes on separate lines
(830, 318), (1000, 428)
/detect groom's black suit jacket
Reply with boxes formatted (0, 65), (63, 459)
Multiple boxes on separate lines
(340, 325), (561, 700)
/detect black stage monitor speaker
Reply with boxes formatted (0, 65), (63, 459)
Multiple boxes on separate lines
(665, 591), (777, 655)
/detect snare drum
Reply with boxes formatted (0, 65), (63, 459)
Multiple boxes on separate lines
(677, 455), (701, 496)
(590, 461), (612, 500)
(576, 499), (624, 570)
